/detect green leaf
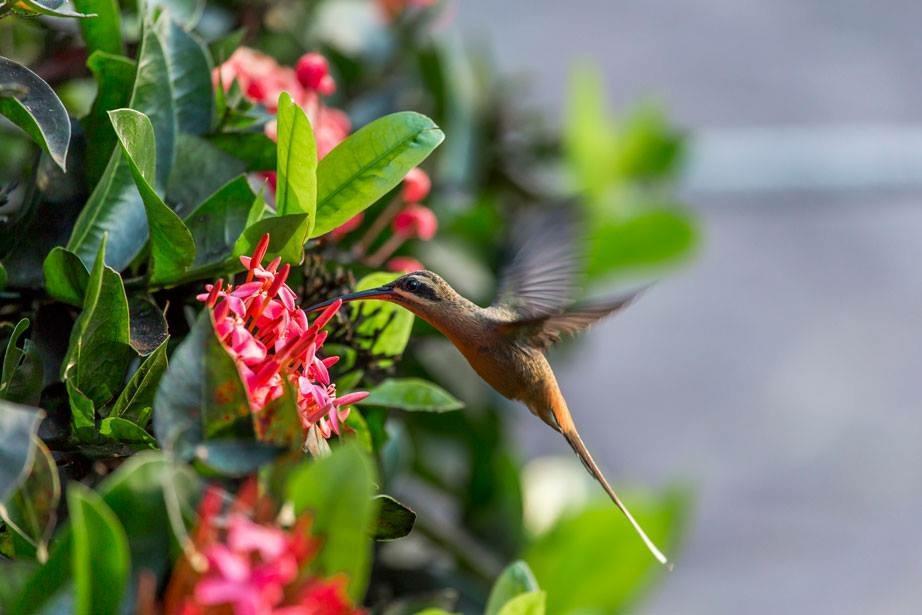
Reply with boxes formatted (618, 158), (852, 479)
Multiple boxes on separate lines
(182, 175), (255, 278)
(153, 310), (251, 456)
(275, 92), (317, 230)
(0, 262), (6, 290)
(373, 494), (416, 540)
(360, 378), (463, 412)
(497, 592), (546, 615)
(207, 27), (245, 64)
(0, 56), (71, 171)
(110, 339), (167, 422)
(193, 440), (285, 477)
(585, 207), (697, 279)
(147, 0), (204, 29)
(313, 112), (444, 237)
(109, 108), (195, 284)
(564, 64), (618, 203)
(1, 319), (43, 406)
(486, 561), (540, 615)
(129, 295), (169, 355)
(233, 213), (310, 266)
(43, 247), (90, 306)
(206, 131), (276, 171)
(166, 134), (247, 217)
(68, 483), (130, 615)
(351, 272), (414, 358)
(99, 417), (158, 449)
(13, 0), (94, 19)
(67, 13), (213, 270)
(0, 438), (61, 560)
(73, 0), (123, 56)
(524, 489), (688, 614)
(286, 443), (378, 600)
(0, 402), (42, 504)
(83, 51), (135, 186)
(62, 237), (135, 409)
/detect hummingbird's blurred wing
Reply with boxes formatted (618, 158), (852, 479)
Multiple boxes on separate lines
(502, 295), (637, 350)
(492, 209), (582, 319)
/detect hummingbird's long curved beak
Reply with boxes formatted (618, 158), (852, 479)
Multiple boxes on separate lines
(303, 285), (395, 313)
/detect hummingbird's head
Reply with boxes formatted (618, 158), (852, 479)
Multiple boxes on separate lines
(304, 270), (465, 317)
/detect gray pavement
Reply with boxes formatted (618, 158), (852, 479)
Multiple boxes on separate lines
(455, 1), (922, 613)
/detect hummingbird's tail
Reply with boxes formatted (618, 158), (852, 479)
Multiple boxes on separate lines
(561, 426), (673, 569)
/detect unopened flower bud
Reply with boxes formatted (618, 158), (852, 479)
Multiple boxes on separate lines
(296, 52), (330, 91)
(392, 204), (438, 240)
(402, 167), (431, 202)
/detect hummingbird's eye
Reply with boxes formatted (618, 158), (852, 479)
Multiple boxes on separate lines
(404, 278), (421, 292)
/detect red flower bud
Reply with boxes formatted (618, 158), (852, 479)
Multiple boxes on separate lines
(295, 52), (329, 91)
(387, 256), (424, 273)
(402, 167), (431, 202)
(392, 203), (438, 240)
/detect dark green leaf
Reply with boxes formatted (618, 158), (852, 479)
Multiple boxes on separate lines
(110, 339), (167, 422)
(0, 56), (71, 171)
(182, 175), (255, 278)
(351, 272), (414, 357)
(233, 213), (310, 266)
(486, 561), (539, 615)
(62, 237), (135, 408)
(313, 112), (444, 237)
(109, 108), (195, 284)
(524, 489), (688, 614)
(67, 379), (96, 440)
(73, 0), (123, 56)
(275, 92), (317, 230)
(207, 27), (245, 64)
(128, 295), (168, 355)
(0, 402), (42, 504)
(373, 494), (416, 540)
(0, 262), (6, 289)
(83, 51), (135, 186)
(286, 443), (378, 600)
(206, 131), (276, 171)
(166, 134), (247, 217)
(0, 438), (61, 561)
(360, 378), (463, 413)
(68, 483), (130, 615)
(153, 310), (251, 457)
(99, 417), (157, 449)
(1, 319), (43, 406)
(193, 440), (285, 477)
(343, 407), (372, 453)
(43, 247), (90, 307)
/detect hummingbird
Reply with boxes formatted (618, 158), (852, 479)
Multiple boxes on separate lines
(305, 215), (670, 566)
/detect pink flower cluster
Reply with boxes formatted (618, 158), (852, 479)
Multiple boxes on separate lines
(214, 48), (350, 159)
(197, 235), (367, 440)
(172, 487), (362, 615)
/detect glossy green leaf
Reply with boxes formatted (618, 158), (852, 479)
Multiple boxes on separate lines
(1, 319), (43, 406)
(0, 402), (42, 504)
(206, 131), (276, 171)
(182, 175), (255, 278)
(153, 310), (251, 456)
(360, 378), (463, 413)
(67, 13), (213, 270)
(585, 207), (697, 279)
(313, 112), (444, 237)
(13, 0), (94, 19)
(43, 247), (90, 307)
(287, 443), (378, 600)
(73, 0), (123, 56)
(148, 0), (204, 29)
(110, 339), (167, 422)
(0, 56), (71, 171)
(83, 51), (135, 186)
(68, 483), (130, 615)
(524, 489), (688, 614)
(351, 272), (414, 357)
(110, 108), (195, 284)
(0, 438), (61, 561)
(99, 417), (157, 449)
(486, 561), (540, 615)
(275, 92), (317, 229)
(166, 134), (247, 217)
(373, 494), (416, 540)
(497, 592), (545, 615)
(62, 238), (135, 409)
(233, 213), (310, 266)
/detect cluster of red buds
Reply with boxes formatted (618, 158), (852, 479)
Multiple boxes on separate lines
(165, 484), (363, 614)
(198, 235), (368, 441)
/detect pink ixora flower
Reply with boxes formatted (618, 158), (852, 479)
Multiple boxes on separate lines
(386, 256), (424, 273)
(392, 203), (438, 240)
(197, 234), (368, 441)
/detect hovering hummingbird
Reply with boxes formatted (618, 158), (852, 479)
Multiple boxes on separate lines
(305, 215), (670, 566)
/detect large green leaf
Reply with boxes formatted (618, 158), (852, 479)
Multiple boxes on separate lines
(486, 561), (540, 615)
(68, 483), (130, 615)
(73, 0), (123, 56)
(497, 592), (545, 615)
(181, 175), (255, 278)
(82, 52), (135, 186)
(0, 438), (60, 561)
(0, 402), (42, 504)
(110, 339), (167, 422)
(62, 238), (135, 412)
(351, 272), (414, 357)
(153, 310), (251, 456)
(275, 92), (317, 229)
(233, 213), (311, 266)
(166, 134), (247, 216)
(206, 131), (276, 171)
(359, 378), (463, 413)
(43, 247), (90, 307)
(67, 13), (213, 270)
(286, 443), (378, 600)
(313, 112), (444, 237)
(524, 489), (688, 614)
(110, 108), (195, 284)
(99, 417), (158, 449)
(0, 56), (71, 171)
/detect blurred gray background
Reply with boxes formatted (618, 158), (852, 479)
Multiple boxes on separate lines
(456, 2), (922, 614)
